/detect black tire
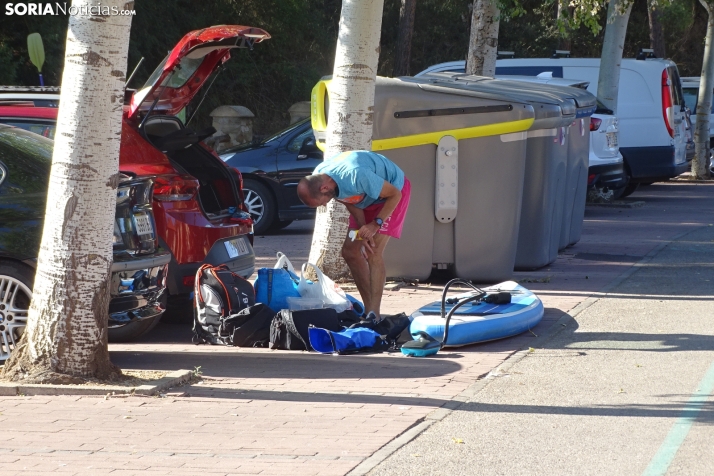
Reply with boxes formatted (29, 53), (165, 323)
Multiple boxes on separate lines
(639, 182), (654, 186)
(619, 182), (639, 198)
(270, 219), (294, 231)
(242, 178), (277, 235)
(108, 315), (162, 343)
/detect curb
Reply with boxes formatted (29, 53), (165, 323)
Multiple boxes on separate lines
(0, 369), (193, 397)
(346, 224), (711, 476)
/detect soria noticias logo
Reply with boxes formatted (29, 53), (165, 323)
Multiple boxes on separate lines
(5, 2), (136, 16)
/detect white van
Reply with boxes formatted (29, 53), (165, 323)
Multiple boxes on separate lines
(417, 58), (691, 192)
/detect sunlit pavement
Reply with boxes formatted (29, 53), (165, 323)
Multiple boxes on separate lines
(1, 182), (712, 475)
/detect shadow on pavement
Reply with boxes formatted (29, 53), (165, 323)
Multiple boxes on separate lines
(110, 347), (465, 379)
(178, 386), (455, 407)
(458, 400), (714, 422)
(538, 331), (714, 352)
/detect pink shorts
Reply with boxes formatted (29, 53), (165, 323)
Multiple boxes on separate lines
(348, 178), (411, 239)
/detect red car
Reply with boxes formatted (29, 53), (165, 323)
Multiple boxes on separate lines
(0, 25), (270, 324)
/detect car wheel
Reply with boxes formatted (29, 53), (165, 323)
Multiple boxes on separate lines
(586, 186), (615, 204)
(619, 182), (639, 198)
(242, 179), (277, 235)
(108, 315), (162, 343)
(0, 262), (34, 361)
(270, 219), (294, 231)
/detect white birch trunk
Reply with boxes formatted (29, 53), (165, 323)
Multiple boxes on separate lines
(466, 0), (500, 77)
(307, 0), (384, 279)
(596, 0), (633, 114)
(693, 0), (714, 179)
(2, 0), (133, 381)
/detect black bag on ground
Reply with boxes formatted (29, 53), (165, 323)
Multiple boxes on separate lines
(193, 264), (257, 345)
(227, 304), (275, 347)
(269, 308), (342, 350)
(350, 312), (411, 344)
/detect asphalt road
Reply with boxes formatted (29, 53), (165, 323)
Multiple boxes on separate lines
(367, 223), (714, 476)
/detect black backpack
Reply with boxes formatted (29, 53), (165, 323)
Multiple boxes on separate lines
(269, 308), (343, 351)
(193, 264), (257, 345)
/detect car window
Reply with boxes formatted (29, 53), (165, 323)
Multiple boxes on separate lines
(0, 120), (56, 139)
(287, 128), (315, 153)
(682, 87), (698, 112)
(0, 127), (52, 194)
(668, 66), (685, 108)
(262, 118), (311, 144)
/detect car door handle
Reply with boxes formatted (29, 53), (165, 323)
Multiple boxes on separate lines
(297, 154), (308, 160)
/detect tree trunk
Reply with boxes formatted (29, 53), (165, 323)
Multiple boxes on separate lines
(556, 0), (572, 52)
(307, 0), (385, 280)
(392, 0), (416, 77)
(693, 0), (714, 179)
(596, 0), (633, 114)
(648, 0), (666, 59)
(466, 0), (500, 77)
(1, 0), (133, 383)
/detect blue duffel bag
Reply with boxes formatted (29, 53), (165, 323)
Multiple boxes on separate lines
(308, 326), (388, 355)
(254, 253), (302, 312)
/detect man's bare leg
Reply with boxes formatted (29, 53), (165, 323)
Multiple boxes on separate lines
(342, 236), (372, 313)
(366, 234), (391, 318)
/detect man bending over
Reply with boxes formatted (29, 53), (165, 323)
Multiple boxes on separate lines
(297, 150), (411, 319)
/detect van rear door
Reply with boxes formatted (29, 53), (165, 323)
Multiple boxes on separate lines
(664, 65), (688, 165)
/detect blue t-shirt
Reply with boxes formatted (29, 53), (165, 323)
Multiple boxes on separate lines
(313, 150), (405, 209)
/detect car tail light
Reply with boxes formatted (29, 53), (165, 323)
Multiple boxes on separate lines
(590, 117), (602, 132)
(588, 174), (596, 186)
(182, 275), (195, 287)
(662, 69), (675, 138)
(153, 175), (199, 201)
(230, 167), (244, 190)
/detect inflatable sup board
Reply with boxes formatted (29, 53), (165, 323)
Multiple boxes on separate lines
(408, 280), (543, 348)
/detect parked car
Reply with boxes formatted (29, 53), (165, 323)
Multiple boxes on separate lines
(681, 76), (714, 173)
(220, 118), (322, 234)
(417, 56), (692, 195)
(0, 125), (171, 352)
(0, 25), (271, 300)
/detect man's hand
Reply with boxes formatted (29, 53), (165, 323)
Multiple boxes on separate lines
(358, 221), (380, 241)
(358, 221), (380, 255)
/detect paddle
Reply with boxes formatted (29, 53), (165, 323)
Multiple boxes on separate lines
(27, 33), (45, 86)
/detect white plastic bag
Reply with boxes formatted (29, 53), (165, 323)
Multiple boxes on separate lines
(297, 263), (352, 313)
(274, 251), (296, 274)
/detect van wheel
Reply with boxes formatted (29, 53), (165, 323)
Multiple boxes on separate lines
(242, 179), (276, 235)
(619, 182), (639, 198)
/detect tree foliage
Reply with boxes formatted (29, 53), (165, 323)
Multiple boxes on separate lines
(0, 0), (709, 134)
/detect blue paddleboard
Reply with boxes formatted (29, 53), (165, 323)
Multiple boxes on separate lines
(409, 281), (544, 347)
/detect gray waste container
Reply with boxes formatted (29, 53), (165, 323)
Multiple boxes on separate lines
(519, 83), (597, 248)
(563, 91), (597, 247)
(311, 76), (536, 282)
(422, 73), (578, 270)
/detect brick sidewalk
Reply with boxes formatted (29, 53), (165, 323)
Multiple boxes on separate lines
(2, 183), (713, 475)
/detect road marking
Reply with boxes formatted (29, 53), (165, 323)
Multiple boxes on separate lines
(642, 360), (714, 476)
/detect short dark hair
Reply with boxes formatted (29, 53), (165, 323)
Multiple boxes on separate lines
(298, 174), (325, 200)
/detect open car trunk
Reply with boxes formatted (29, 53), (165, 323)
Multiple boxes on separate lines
(142, 116), (240, 220)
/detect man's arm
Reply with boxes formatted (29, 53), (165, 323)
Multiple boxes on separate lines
(358, 180), (401, 241)
(343, 202), (367, 228)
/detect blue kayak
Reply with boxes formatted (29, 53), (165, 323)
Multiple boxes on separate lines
(409, 281), (544, 347)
